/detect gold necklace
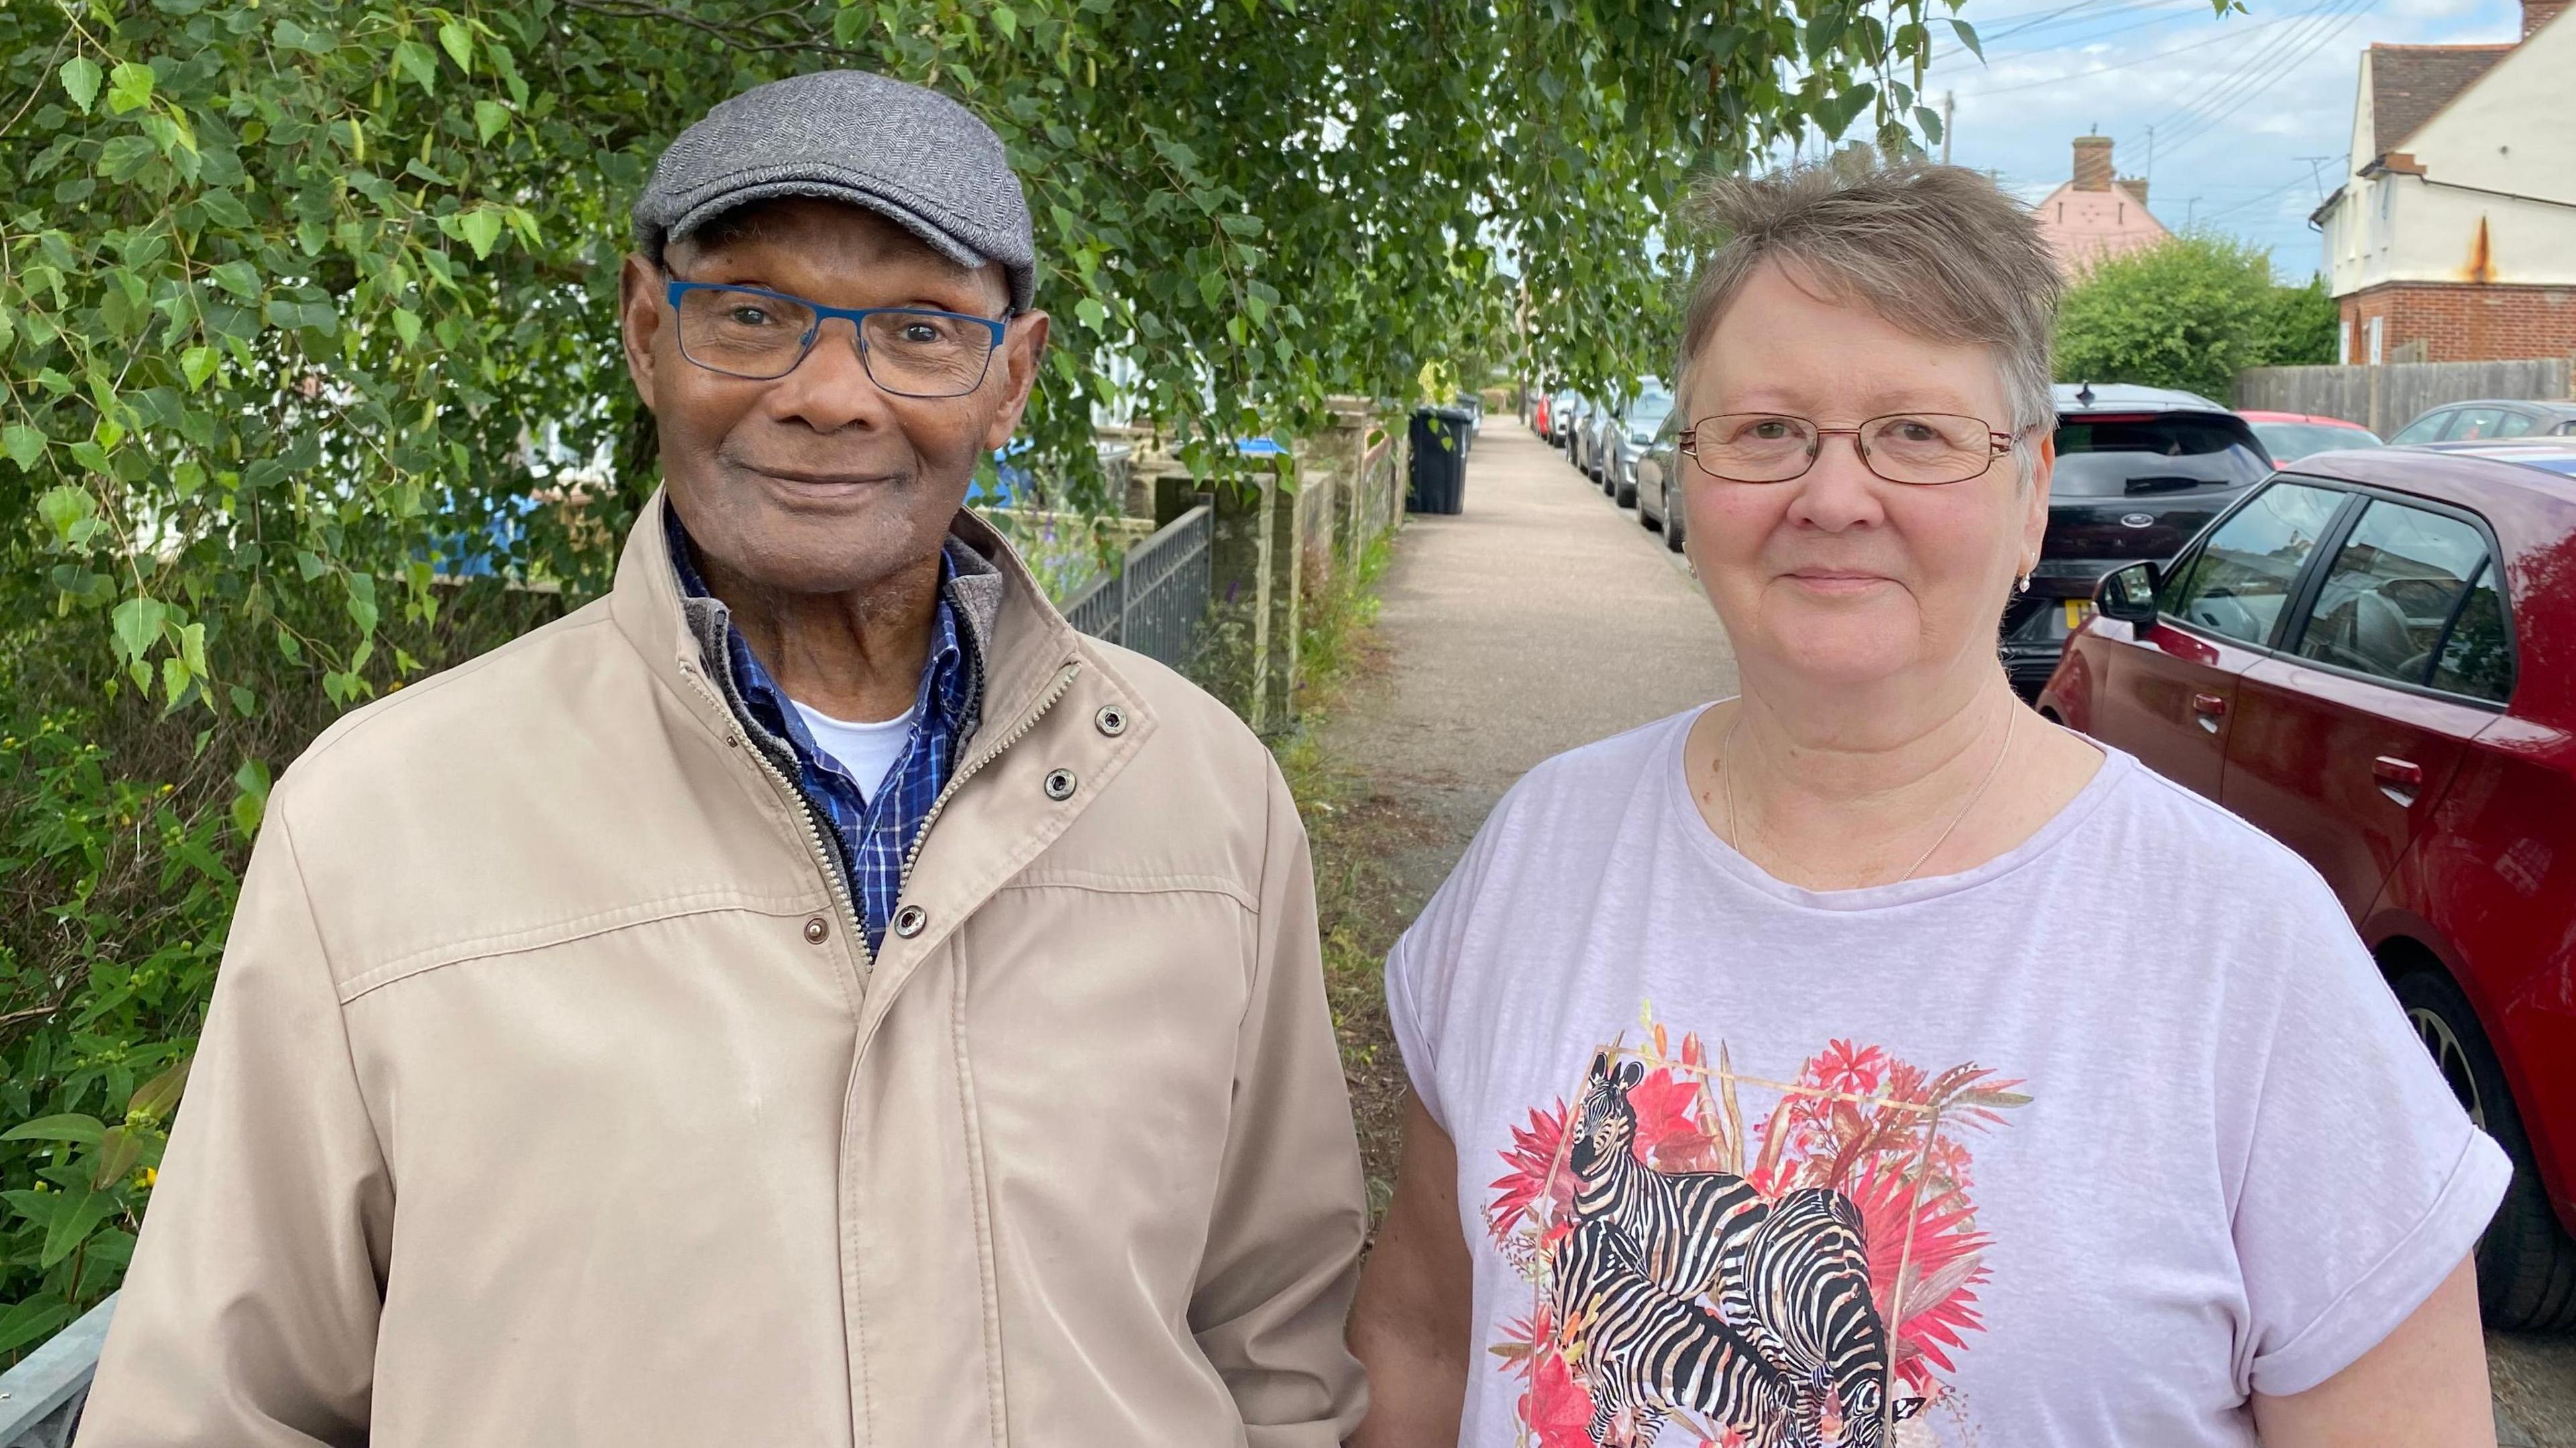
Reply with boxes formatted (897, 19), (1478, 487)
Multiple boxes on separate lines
(1719, 702), (2020, 885)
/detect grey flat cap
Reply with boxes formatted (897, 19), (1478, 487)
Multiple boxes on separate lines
(634, 70), (1036, 312)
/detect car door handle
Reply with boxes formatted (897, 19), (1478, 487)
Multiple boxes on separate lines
(2373, 755), (2424, 807)
(2191, 693), (2227, 733)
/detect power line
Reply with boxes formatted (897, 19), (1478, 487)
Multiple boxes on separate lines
(2118, 0), (2361, 146)
(1945, 7), (2340, 100)
(2148, 0), (2376, 163)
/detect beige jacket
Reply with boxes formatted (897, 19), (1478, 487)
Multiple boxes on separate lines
(78, 495), (1368, 1447)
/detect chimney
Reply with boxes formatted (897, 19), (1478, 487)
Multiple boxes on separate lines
(2116, 176), (2150, 207)
(2527, 0), (2567, 37)
(2072, 135), (2114, 191)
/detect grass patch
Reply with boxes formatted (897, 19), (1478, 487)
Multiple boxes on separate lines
(1263, 531), (1420, 1222)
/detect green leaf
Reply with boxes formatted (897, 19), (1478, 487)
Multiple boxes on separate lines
(1, 1114), (105, 1145)
(474, 101), (511, 144)
(3, 425), (47, 471)
(110, 596), (167, 665)
(992, 5), (1018, 39)
(58, 57), (102, 115)
(392, 308), (423, 347)
(1075, 296), (1108, 331)
(455, 207), (503, 260)
(1946, 17), (1983, 60)
(39, 1186), (117, 1268)
(36, 486), (93, 541)
(180, 345), (218, 391)
(105, 61), (155, 115)
(0, 1300), (74, 1359)
(438, 20), (474, 71)
(209, 260), (260, 300)
(394, 39), (440, 94)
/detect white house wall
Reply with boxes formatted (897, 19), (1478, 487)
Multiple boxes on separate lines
(2325, 19), (2576, 296)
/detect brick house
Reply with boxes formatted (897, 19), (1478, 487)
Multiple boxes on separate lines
(2030, 135), (2168, 276)
(2312, 0), (2576, 363)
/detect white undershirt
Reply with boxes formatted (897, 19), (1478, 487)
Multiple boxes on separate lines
(789, 700), (916, 805)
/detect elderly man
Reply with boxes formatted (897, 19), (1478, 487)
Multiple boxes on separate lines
(78, 70), (1368, 1447)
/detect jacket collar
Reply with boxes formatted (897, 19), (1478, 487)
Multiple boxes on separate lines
(610, 488), (1095, 751)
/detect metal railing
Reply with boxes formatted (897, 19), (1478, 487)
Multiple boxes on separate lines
(0, 1293), (114, 1447)
(1062, 504), (1213, 669)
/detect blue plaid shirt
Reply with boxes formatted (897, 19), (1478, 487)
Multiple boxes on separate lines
(669, 511), (979, 956)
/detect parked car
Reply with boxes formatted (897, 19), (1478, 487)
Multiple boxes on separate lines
(2039, 439), (2576, 1329)
(1605, 392), (1676, 508)
(1999, 382), (2275, 700)
(2243, 410), (2384, 463)
(1583, 381), (1668, 491)
(2391, 399), (2576, 445)
(1533, 388), (1554, 441)
(1556, 392), (1593, 457)
(1635, 406), (1689, 550)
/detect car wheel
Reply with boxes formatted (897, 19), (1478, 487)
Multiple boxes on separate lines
(2394, 966), (2576, 1330)
(1664, 488), (1686, 552)
(1616, 480), (1637, 509)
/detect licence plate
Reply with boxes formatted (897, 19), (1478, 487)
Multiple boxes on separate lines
(2063, 599), (2095, 631)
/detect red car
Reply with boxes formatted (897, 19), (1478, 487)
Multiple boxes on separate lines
(2239, 409), (2384, 464)
(1534, 389), (1553, 439)
(2041, 439), (2576, 1329)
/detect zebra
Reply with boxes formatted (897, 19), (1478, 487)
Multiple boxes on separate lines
(1735, 1187), (1927, 1448)
(1568, 1053), (1779, 1355)
(1549, 1217), (1803, 1448)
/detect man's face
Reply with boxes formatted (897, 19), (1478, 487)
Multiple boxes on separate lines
(619, 197), (1049, 596)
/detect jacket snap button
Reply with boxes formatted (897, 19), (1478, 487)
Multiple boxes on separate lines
(1043, 768), (1078, 801)
(802, 916), (830, 944)
(1094, 705), (1127, 738)
(893, 905), (928, 939)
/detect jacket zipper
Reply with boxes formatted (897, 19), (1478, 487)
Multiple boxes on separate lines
(682, 665), (873, 974)
(896, 660), (1082, 889)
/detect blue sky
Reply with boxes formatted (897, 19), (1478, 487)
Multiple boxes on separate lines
(1902, 0), (2531, 278)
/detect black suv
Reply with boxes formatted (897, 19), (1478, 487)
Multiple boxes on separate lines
(2001, 383), (2274, 699)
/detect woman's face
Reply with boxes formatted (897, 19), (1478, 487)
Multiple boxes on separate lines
(1680, 262), (2053, 693)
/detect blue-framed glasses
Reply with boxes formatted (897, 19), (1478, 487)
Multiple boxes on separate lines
(663, 280), (1009, 398)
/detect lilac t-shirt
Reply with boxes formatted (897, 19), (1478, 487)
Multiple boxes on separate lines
(1388, 708), (2508, 1448)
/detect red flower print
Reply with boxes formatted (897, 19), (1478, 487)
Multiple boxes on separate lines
(1624, 1067), (1705, 1164)
(1487, 1099), (1572, 1238)
(1813, 1038), (1888, 1096)
(1847, 1162), (1991, 1382)
(1519, 1341), (1599, 1448)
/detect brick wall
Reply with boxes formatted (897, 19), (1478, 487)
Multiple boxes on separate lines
(2341, 282), (2576, 363)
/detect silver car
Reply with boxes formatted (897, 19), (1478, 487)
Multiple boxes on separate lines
(1634, 406), (1689, 551)
(1604, 393), (1676, 508)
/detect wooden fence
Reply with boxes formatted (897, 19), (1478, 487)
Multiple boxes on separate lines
(2235, 357), (2574, 436)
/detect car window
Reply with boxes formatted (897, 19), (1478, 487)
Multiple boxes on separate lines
(2252, 422), (2382, 462)
(1627, 395), (1676, 441)
(2292, 501), (2488, 687)
(2049, 414), (2272, 496)
(2449, 407), (2509, 441)
(2389, 409), (2453, 445)
(2494, 411), (2536, 439)
(2431, 563), (2514, 703)
(2163, 482), (2348, 647)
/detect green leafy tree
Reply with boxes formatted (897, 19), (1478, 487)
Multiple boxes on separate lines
(2055, 232), (2285, 400)
(2261, 272), (2341, 368)
(0, 0), (1987, 1331)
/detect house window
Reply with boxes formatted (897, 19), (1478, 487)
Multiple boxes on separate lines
(2367, 315), (2384, 365)
(2339, 319), (2352, 365)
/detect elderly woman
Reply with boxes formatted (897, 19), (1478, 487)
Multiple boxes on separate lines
(1348, 162), (2506, 1448)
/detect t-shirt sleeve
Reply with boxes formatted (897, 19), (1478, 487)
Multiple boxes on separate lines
(1384, 797), (1515, 1137)
(2226, 875), (2511, 1398)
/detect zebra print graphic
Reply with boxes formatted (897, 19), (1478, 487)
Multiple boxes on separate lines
(1568, 1053), (1783, 1362)
(1737, 1187), (1926, 1448)
(1549, 1219), (1801, 1448)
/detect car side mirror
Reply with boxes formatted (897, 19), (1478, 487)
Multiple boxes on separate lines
(2096, 561), (2159, 626)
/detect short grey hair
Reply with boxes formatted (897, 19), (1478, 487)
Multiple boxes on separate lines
(1674, 159), (2062, 477)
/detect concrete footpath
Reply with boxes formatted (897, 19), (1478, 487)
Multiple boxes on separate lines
(1320, 414), (1735, 893)
(1314, 415), (2575, 1443)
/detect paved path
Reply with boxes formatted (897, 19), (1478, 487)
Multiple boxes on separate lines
(1317, 415), (2576, 1441)
(1321, 414), (1735, 901)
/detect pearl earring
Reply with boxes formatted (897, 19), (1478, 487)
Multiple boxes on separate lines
(2015, 573), (2031, 595)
